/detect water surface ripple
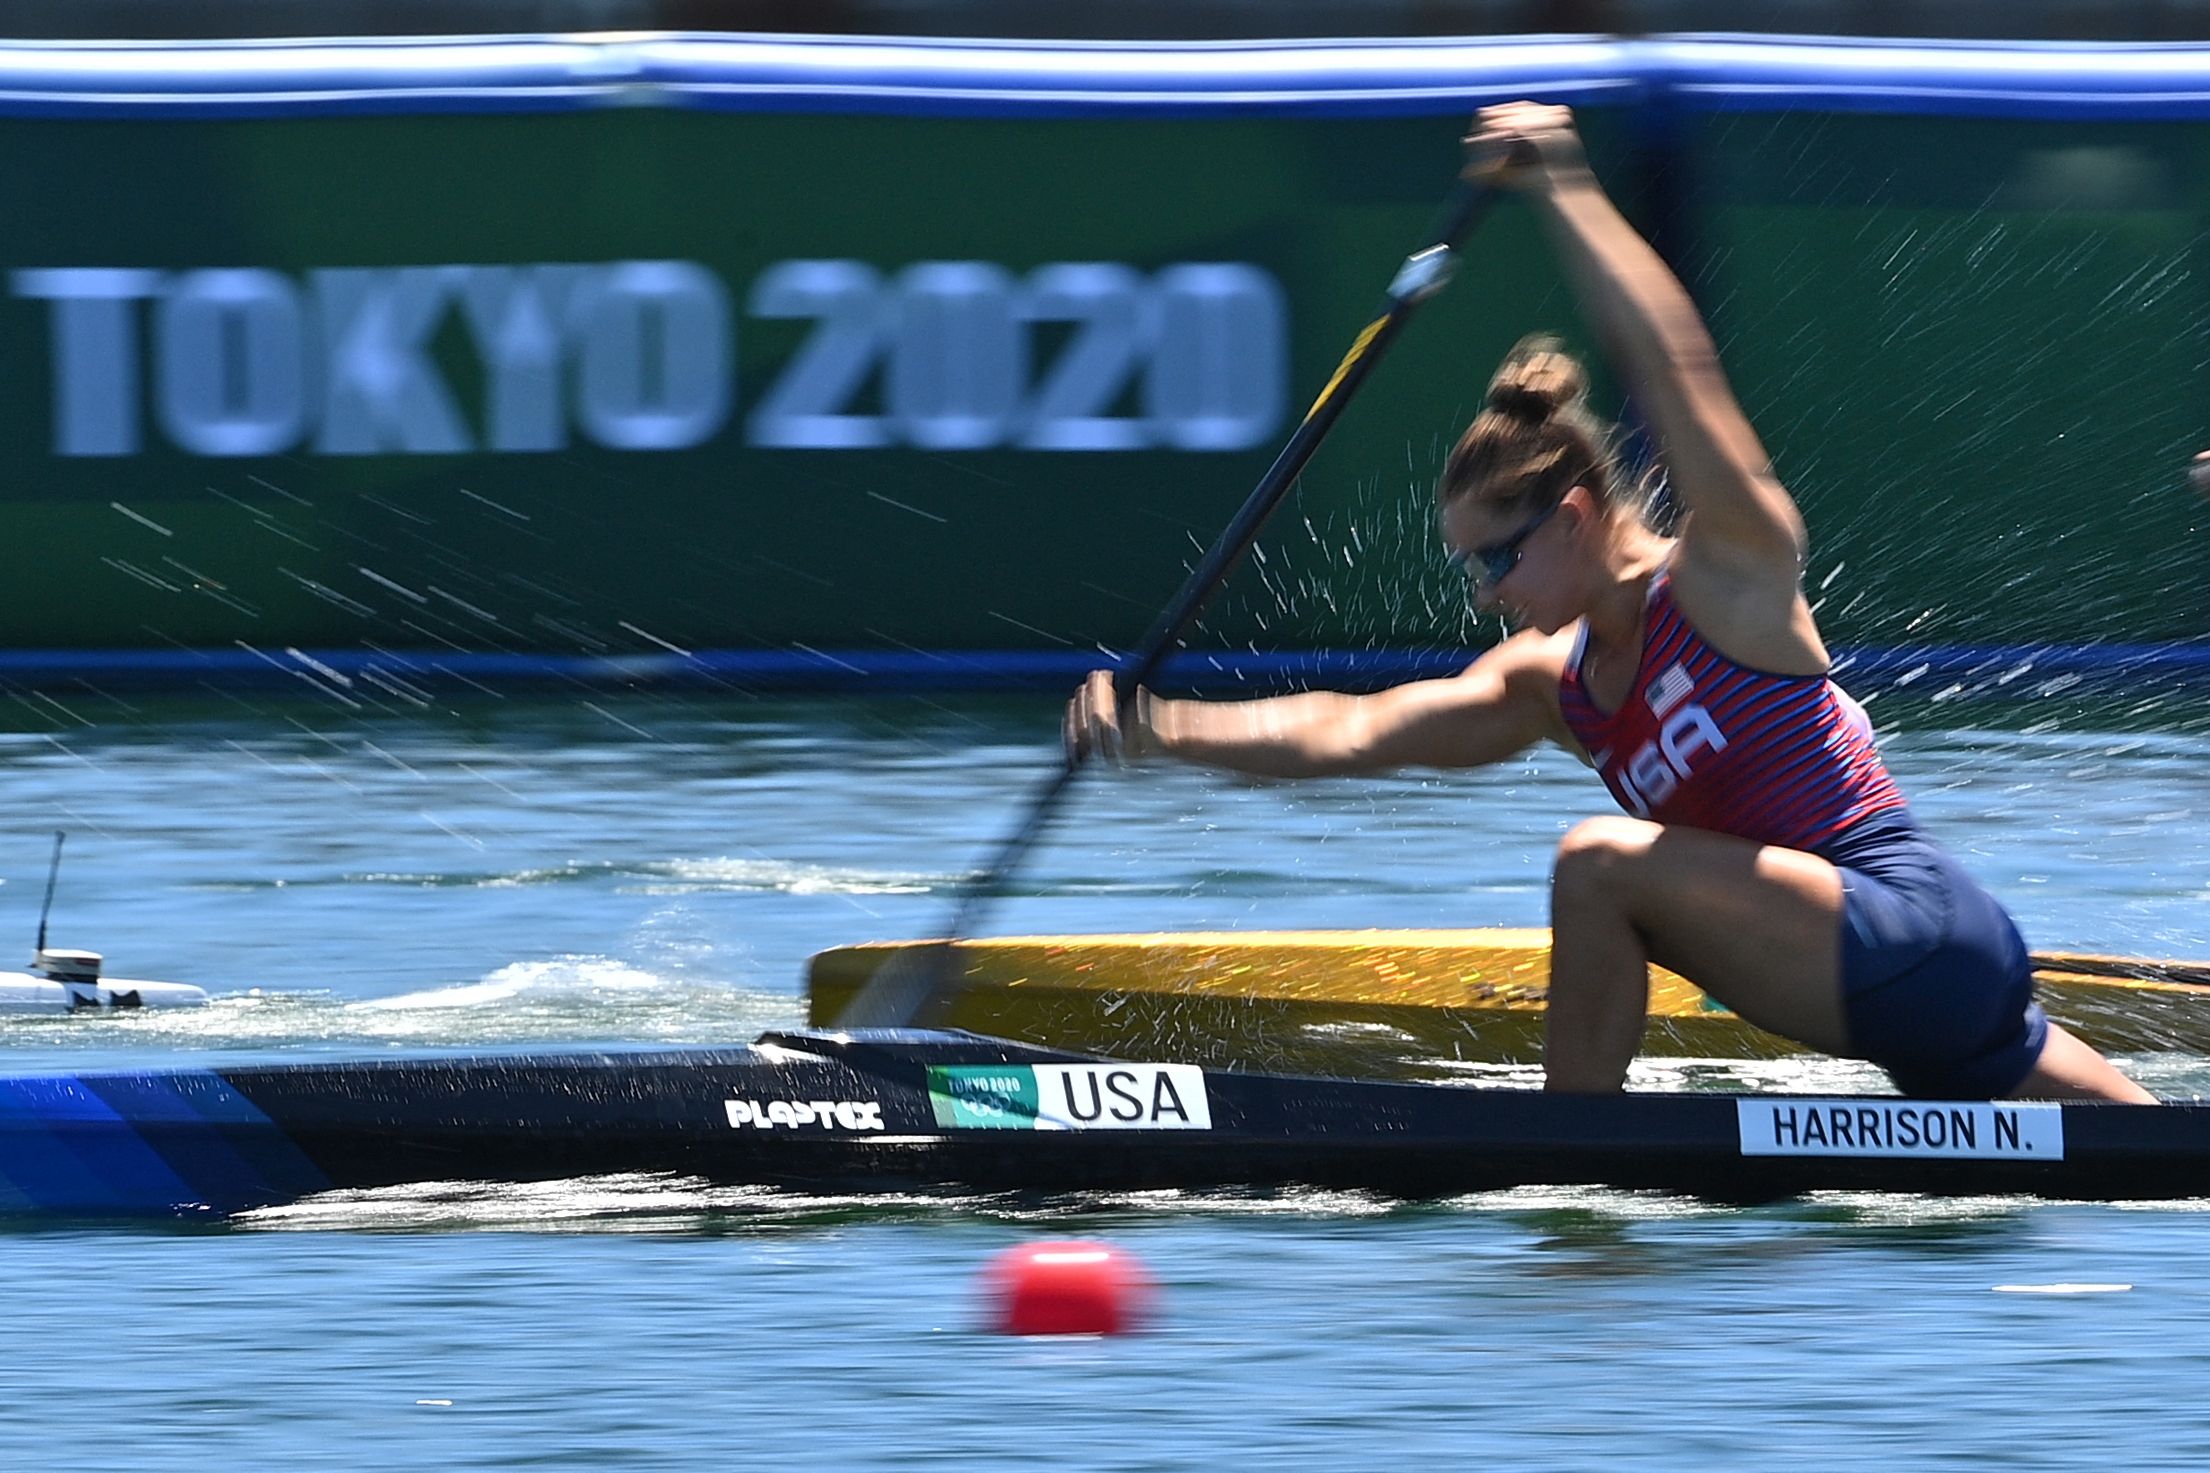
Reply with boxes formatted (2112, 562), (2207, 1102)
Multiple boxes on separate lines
(3, 689), (2207, 1469)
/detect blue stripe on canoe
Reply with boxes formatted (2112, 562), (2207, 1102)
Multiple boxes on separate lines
(0, 1073), (328, 1217)
(0, 1077), (200, 1214)
(90, 1073), (331, 1212)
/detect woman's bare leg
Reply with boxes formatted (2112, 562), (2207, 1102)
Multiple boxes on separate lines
(1546, 816), (1850, 1092)
(2013, 1022), (2156, 1103)
(1544, 816), (2150, 1102)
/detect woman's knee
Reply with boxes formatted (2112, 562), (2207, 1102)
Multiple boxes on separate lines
(1551, 816), (1655, 907)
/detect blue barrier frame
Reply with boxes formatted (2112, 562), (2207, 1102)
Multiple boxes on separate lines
(0, 642), (2199, 698)
(5, 34), (2210, 120)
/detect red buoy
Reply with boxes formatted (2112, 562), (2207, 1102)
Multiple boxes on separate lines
(984, 1240), (1151, 1336)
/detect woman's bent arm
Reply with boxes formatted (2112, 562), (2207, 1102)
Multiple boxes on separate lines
(1068, 631), (1569, 778)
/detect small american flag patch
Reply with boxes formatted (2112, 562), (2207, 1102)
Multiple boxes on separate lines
(1647, 662), (1695, 718)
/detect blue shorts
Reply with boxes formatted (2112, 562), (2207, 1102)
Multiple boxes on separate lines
(1819, 809), (2048, 1099)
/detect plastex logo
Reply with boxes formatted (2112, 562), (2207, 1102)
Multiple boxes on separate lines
(724, 1097), (885, 1131)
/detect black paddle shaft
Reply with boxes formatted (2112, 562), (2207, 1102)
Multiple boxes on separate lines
(948, 181), (1498, 942)
(846, 177), (1500, 1026)
(1116, 180), (1499, 705)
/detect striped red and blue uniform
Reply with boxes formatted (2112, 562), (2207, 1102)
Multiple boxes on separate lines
(1556, 566), (1905, 856)
(1552, 563), (2045, 1098)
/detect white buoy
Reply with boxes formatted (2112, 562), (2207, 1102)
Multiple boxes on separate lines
(0, 835), (210, 1014)
(0, 947), (209, 1013)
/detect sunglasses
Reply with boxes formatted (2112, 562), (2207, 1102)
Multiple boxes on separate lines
(1448, 498), (1562, 589)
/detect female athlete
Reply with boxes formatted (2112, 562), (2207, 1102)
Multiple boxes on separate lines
(1064, 101), (2151, 1102)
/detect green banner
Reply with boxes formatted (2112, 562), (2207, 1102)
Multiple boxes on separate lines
(0, 102), (2201, 661)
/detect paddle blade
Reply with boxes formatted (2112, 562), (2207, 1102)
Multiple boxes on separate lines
(832, 941), (967, 1029)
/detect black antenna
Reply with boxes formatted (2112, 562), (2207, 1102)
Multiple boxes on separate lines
(35, 830), (64, 956)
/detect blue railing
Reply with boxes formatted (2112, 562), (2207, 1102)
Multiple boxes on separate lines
(0, 642), (2199, 698)
(4, 34), (2210, 120)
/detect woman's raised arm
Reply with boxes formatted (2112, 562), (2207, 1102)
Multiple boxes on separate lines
(1467, 102), (1807, 575)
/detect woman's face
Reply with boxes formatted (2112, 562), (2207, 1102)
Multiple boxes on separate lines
(1438, 488), (1584, 634)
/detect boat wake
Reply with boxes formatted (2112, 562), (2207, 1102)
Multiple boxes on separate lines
(234, 1173), (2210, 1236)
(228, 1175), (1605, 1234)
(355, 955), (698, 1012)
(326, 955), (800, 1042)
(191, 856), (941, 897)
(0, 954), (806, 1060)
(229, 1176), (1349, 1234)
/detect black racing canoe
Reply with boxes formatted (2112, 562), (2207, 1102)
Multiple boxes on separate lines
(0, 1029), (2195, 1218)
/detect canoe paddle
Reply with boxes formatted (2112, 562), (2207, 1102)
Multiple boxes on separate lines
(835, 175), (1502, 1029)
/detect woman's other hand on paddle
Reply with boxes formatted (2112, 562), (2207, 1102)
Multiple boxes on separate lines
(1064, 670), (1162, 766)
(1463, 101), (1590, 192)
(2190, 450), (2210, 500)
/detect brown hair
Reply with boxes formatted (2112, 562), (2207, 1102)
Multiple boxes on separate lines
(1438, 335), (1623, 516)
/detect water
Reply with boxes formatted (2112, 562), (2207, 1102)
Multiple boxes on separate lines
(4, 687), (2210, 1469)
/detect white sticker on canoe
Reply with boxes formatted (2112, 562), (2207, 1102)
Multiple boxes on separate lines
(1036, 1064), (1212, 1131)
(1737, 1099), (2063, 1160)
(725, 1098), (885, 1131)
(928, 1064), (1212, 1130)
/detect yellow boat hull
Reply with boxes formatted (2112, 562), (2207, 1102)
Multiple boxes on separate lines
(806, 930), (2210, 1075)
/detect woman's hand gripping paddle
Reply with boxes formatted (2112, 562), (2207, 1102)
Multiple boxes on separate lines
(834, 176), (1502, 1031)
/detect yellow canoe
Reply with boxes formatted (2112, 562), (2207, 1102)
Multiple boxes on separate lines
(806, 929), (2210, 1075)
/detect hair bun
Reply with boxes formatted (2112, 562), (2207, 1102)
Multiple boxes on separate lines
(1483, 334), (1586, 425)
